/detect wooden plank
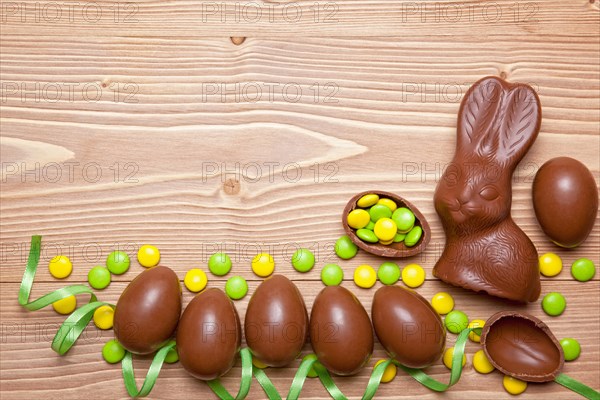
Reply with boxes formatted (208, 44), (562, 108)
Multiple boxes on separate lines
(1, 36), (598, 284)
(0, 0), (599, 37)
(1, 31), (598, 400)
(1, 280), (598, 399)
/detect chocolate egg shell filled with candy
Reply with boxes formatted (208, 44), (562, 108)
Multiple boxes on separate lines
(245, 275), (308, 367)
(113, 266), (182, 355)
(481, 311), (564, 382)
(177, 288), (242, 380)
(343, 190), (431, 258)
(372, 285), (445, 369)
(310, 286), (374, 376)
(533, 157), (599, 248)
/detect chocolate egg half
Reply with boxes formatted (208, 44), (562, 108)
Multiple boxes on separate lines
(481, 311), (564, 382)
(245, 275), (308, 367)
(372, 285), (445, 368)
(310, 286), (373, 376)
(177, 288), (242, 380)
(113, 266), (181, 355)
(533, 157), (598, 248)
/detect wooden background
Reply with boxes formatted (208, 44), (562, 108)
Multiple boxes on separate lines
(1, 0), (599, 398)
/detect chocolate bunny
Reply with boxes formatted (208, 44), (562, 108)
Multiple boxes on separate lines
(433, 76), (541, 302)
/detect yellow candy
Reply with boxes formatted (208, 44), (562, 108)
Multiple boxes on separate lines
(539, 252), (562, 277)
(443, 347), (466, 369)
(431, 292), (454, 315)
(377, 198), (397, 212)
(379, 239), (394, 245)
(374, 218), (397, 241)
(375, 359), (397, 383)
(473, 350), (495, 374)
(357, 194), (379, 208)
(503, 375), (527, 395)
(184, 268), (208, 292)
(137, 245), (160, 268)
(402, 263), (425, 288)
(53, 295), (77, 315)
(468, 319), (486, 342)
(354, 264), (377, 288)
(252, 358), (268, 369)
(93, 305), (115, 330)
(347, 209), (371, 229)
(252, 253), (275, 277)
(48, 255), (73, 279)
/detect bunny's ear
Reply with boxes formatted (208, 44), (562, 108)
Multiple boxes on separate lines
(491, 83), (541, 167)
(456, 77), (506, 153)
(456, 77), (541, 167)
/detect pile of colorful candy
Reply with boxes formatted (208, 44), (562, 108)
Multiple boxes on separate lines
(346, 193), (423, 247)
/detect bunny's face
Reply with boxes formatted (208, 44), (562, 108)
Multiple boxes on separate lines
(435, 156), (511, 230)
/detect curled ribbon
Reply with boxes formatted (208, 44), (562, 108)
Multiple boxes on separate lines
(18, 235), (112, 355)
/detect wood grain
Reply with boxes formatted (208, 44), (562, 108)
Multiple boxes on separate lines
(1, 23), (599, 400)
(0, 0), (599, 37)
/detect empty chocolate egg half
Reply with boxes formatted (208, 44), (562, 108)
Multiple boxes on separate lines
(481, 311), (564, 382)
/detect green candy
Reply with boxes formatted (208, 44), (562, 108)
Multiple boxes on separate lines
(335, 235), (358, 260)
(102, 339), (125, 364)
(365, 221), (376, 230)
(369, 204), (393, 222)
(88, 266), (111, 290)
(321, 264), (344, 286)
(208, 252), (232, 276)
(571, 258), (596, 282)
(542, 292), (566, 316)
(377, 262), (400, 285)
(404, 226), (422, 247)
(393, 233), (406, 243)
(356, 229), (378, 243)
(292, 248), (315, 273)
(445, 310), (469, 334)
(392, 207), (415, 233)
(560, 338), (581, 361)
(164, 347), (179, 364)
(225, 276), (248, 300)
(106, 250), (130, 275)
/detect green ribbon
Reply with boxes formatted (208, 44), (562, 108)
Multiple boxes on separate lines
(253, 328), (478, 400)
(555, 373), (600, 400)
(396, 327), (476, 392)
(206, 348), (253, 400)
(122, 341), (177, 398)
(18, 235), (111, 355)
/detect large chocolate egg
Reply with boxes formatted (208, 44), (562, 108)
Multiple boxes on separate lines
(481, 311), (564, 382)
(310, 286), (373, 376)
(177, 288), (241, 380)
(372, 285), (445, 368)
(245, 275), (308, 367)
(113, 266), (181, 355)
(533, 157), (598, 248)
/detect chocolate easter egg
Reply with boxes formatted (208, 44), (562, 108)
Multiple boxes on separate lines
(481, 311), (564, 382)
(310, 286), (373, 376)
(177, 288), (241, 380)
(245, 275), (308, 367)
(533, 157), (598, 248)
(372, 285), (445, 368)
(113, 266), (181, 355)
